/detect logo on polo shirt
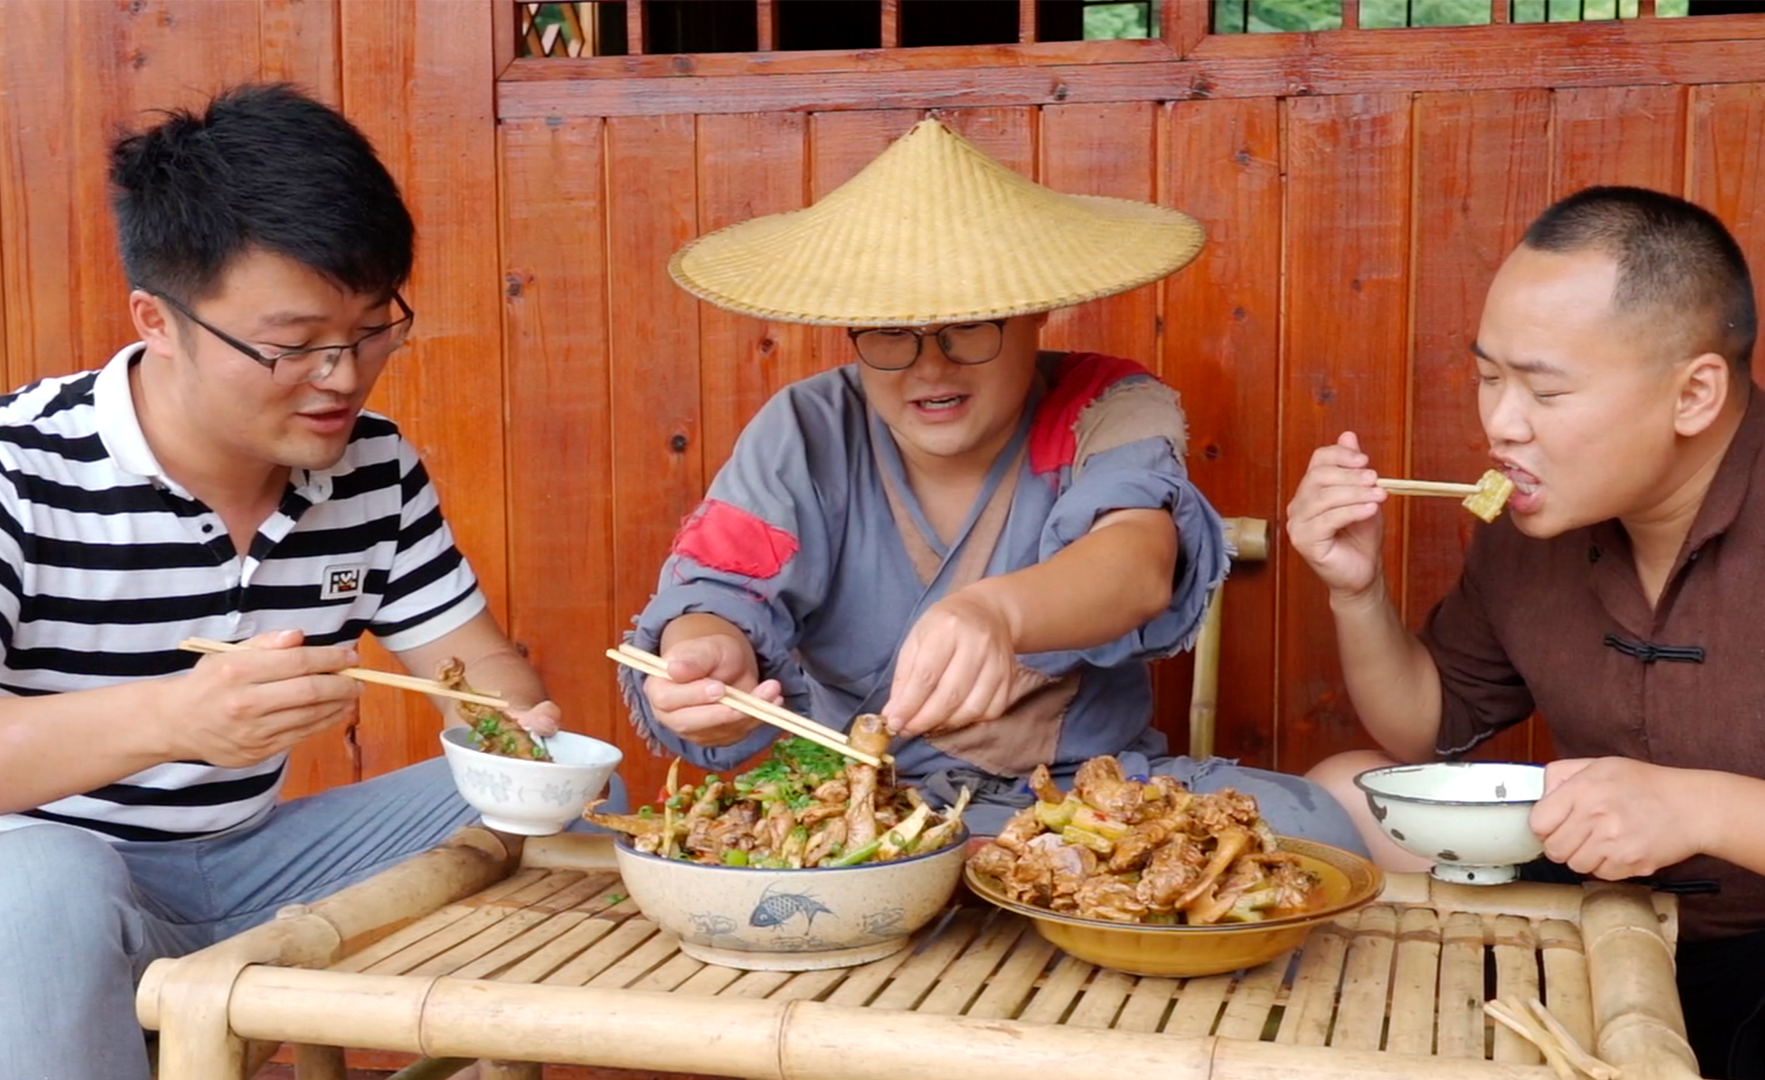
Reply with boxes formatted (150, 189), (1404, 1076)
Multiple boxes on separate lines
(321, 563), (367, 601)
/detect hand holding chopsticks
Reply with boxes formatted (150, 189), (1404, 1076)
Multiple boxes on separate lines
(178, 637), (513, 709)
(607, 642), (885, 768)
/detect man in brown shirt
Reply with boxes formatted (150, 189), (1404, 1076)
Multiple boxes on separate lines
(1288, 186), (1764, 1078)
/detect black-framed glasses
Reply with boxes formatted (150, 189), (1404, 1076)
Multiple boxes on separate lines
(152, 290), (415, 386)
(846, 319), (1007, 371)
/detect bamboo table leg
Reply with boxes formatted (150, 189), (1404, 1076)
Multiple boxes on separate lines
(1582, 884), (1701, 1080)
(139, 827), (518, 1078)
(294, 1043), (348, 1079)
(386, 1059), (477, 1080)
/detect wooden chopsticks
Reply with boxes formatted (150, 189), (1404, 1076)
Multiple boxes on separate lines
(178, 637), (513, 709)
(1375, 478), (1480, 497)
(1484, 996), (1621, 1080)
(606, 642), (884, 768)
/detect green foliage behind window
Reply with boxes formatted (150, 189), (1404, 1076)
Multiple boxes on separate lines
(1214, 0), (1689, 33)
(1084, 2), (1154, 39)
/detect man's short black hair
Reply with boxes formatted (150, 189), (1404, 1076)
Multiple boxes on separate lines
(109, 83), (414, 304)
(1523, 186), (1757, 375)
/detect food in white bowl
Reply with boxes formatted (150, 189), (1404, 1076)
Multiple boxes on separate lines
(438, 657), (553, 761)
(586, 716), (971, 969)
(1353, 761), (1545, 884)
(439, 727), (622, 836)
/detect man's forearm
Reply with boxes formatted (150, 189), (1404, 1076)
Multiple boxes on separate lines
(1331, 580), (1444, 763)
(0, 682), (174, 813)
(399, 610), (551, 722)
(1698, 771), (1765, 875)
(965, 508), (1177, 655)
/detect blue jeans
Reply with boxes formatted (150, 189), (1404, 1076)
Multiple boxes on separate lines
(0, 756), (626, 1080)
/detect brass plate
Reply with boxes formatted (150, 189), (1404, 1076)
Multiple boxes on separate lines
(963, 836), (1384, 977)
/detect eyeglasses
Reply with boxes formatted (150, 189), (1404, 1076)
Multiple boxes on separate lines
(846, 320), (1007, 371)
(153, 291), (415, 386)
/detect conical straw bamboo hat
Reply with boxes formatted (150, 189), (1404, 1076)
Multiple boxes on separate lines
(668, 119), (1205, 327)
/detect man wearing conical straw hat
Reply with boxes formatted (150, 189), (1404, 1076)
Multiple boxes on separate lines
(619, 119), (1364, 849)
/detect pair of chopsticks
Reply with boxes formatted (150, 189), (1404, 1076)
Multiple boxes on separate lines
(178, 637), (513, 709)
(605, 642), (884, 769)
(1484, 996), (1622, 1080)
(1375, 478), (1480, 497)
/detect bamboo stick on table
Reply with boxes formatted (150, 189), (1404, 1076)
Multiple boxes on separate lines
(178, 637), (512, 709)
(1484, 999), (1576, 1080)
(1524, 997), (1623, 1080)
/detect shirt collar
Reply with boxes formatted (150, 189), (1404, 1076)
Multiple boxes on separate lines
(94, 343), (167, 484)
(93, 342), (338, 503)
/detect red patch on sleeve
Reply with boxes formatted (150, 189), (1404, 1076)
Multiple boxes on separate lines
(1028, 352), (1155, 475)
(671, 499), (799, 580)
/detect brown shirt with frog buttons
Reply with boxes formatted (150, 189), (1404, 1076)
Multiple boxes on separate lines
(1421, 388), (1765, 942)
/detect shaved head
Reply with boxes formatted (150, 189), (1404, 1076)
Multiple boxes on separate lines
(1522, 186), (1756, 377)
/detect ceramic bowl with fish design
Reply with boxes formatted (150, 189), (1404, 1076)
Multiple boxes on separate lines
(1354, 762), (1545, 884)
(612, 829), (967, 970)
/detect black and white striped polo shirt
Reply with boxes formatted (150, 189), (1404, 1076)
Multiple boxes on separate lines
(0, 345), (486, 842)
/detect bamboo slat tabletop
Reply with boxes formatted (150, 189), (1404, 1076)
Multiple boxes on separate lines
(138, 829), (1700, 1080)
(325, 864), (1590, 1059)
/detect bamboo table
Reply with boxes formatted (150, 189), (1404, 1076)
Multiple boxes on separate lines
(138, 827), (1702, 1080)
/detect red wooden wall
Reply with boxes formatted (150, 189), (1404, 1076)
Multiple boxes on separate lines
(5, 1), (1765, 815)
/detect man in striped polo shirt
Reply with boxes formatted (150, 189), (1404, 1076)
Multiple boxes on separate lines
(0, 85), (593, 1080)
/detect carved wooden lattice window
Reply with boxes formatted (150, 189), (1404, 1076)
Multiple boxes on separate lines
(517, 0), (1157, 57)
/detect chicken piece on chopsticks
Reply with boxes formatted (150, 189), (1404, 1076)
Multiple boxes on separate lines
(842, 713), (891, 849)
(439, 658), (551, 762)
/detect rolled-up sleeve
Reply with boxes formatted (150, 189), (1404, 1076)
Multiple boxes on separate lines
(620, 386), (843, 771)
(1023, 436), (1228, 675)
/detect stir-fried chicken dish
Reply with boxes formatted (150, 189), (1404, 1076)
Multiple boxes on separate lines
(967, 756), (1321, 925)
(439, 658), (551, 762)
(586, 714), (969, 868)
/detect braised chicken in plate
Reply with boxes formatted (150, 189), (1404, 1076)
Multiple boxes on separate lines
(967, 755), (1320, 925)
